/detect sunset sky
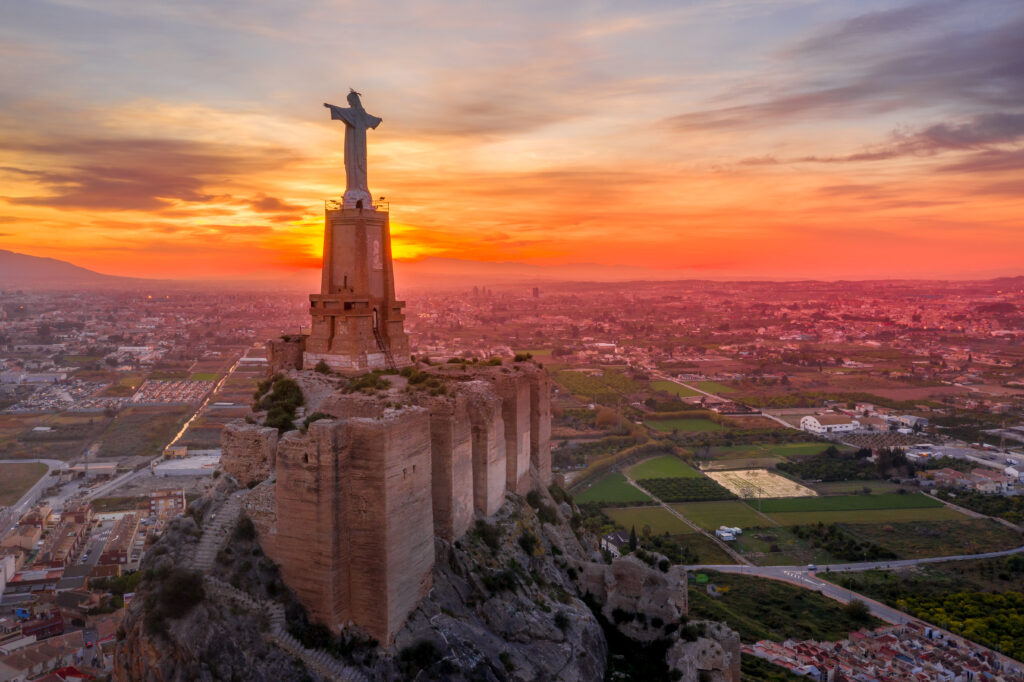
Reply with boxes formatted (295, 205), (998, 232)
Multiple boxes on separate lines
(1, 0), (1023, 282)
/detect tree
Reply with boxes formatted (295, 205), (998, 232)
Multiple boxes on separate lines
(844, 598), (871, 623)
(628, 525), (637, 552)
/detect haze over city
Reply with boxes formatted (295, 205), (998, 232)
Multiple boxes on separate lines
(2, 0), (1023, 282)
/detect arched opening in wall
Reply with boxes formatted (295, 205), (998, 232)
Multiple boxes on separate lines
(356, 199), (364, 209)
(372, 308), (379, 332)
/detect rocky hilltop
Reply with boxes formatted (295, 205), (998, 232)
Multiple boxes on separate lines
(115, 362), (741, 680)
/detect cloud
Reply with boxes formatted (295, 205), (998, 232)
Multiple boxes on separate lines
(786, 1), (958, 57)
(5, 137), (301, 211)
(668, 8), (1024, 131)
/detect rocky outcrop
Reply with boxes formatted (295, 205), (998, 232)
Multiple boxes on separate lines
(579, 555), (688, 642)
(220, 423), (278, 488)
(668, 621), (742, 682)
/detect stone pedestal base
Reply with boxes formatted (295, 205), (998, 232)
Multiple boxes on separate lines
(304, 350), (410, 373)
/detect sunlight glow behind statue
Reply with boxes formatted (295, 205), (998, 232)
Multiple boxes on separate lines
(324, 89), (382, 209)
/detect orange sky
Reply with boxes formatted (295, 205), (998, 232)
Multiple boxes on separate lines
(2, 1), (1023, 281)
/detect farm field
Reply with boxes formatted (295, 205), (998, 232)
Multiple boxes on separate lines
(99, 373), (145, 397)
(812, 480), (905, 495)
(733, 527), (836, 566)
(693, 381), (736, 394)
(649, 380), (700, 397)
(755, 492), (942, 513)
(604, 506), (695, 536)
(672, 500), (772, 531)
(707, 469), (817, 499)
(636, 477), (736, 503)
(680, 533), (738, 565)
(766, 506), (966, 526)
(189, 372), (221, 381)
(95, 406), (191, 460)
(843, 519), (1023, 558)
(554, 368), (642, 405)
(646, 418), (725, 433)
(574, 473), (652, 504)
(708, 442), (837, 459)
(627, 455), (701, 479)
(0, 462), (48, 506)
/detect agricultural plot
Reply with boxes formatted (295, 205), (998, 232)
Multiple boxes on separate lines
(0, 462), (48, 506)
(755, 493), (942, 513)
(812, 480), (905, 495)
(95, 406), (191, 460)
(694, 381), (736, 394)
(190, 372), (221, 381)
(627, 455), (701, 479)
(554, 368), (642, 405)
(672, 500), (772, 531)
(574, 473), (652, 504)
(604, 506), (695, 536)
(707, 469), (817, 499)
(766, 507), (965, 526)
(841, 519), (1022, 558)
(636, 477), (736, 503)
(649, 380), (700, 397)
(646, 418), (725, 433)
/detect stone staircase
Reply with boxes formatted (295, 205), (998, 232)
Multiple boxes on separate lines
(191, 490), (246, 571)
(193, 493), (368, 681)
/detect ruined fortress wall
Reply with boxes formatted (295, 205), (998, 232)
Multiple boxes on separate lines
(423, 395), (474, 541)
(492, 373), (532, 494)
(220, 423), (278, 488)
(345, 410), (434, 644)
(318, 392), (385, 420)
(526, 368), (553, 487)
(267, 336), (307, 374)
(461, 382), (507, 517)
(272, 421), (350, 629)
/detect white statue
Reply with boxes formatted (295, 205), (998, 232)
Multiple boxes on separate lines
(324, 90), (382, 209)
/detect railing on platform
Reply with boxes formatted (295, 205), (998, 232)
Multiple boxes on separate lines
(323, 198), (390, 212)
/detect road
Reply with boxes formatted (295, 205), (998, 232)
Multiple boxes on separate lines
(686, 540), (1024, 623)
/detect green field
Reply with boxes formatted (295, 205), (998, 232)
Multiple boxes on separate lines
(688, 571), (883, 644)
(513, 349), (552, 357)
(100, 373), (145, 397)
(189, 372), (220, 381)
(0, 462), (48, 506)
(575, 473), (652, 504)
(647, 418), (725, 433)
(754, 493), (943, 514)
(843, 519), (1023, 558)
(604, 506), (694, 536)
(673, 500), (773, 531)
(694, 381), (736, 394)
(650, 380), (700, 397)
(628, 455), (701, 479)
(554, 368), (642, 405)
(709, 442), (833, 459)
(766, 506), (966, 526)
(812, 480), (905, 495)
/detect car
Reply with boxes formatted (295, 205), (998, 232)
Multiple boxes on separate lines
(807, 564), (816, 572)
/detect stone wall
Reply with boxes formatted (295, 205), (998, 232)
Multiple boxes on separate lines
(419, 393), (474, 541)
(267, 336), (307, 374)
(219, 360), (555, 646)
(221, 423), (278, 488)
(461, 381), (507, 517)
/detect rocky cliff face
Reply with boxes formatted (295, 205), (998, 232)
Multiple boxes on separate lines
(116, 478), (740, 681)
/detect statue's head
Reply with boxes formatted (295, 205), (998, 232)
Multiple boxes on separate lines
(347, 89), (362, 108)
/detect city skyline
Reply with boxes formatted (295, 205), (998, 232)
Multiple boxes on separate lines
(2, 0), (1023, 281)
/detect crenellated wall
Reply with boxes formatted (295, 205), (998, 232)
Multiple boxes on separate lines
(220, 361), (553, 645)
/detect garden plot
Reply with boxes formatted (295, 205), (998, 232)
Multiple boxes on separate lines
(706, 469), (817, 499)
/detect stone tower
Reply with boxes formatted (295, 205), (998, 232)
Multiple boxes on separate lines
(304, 203), (411, 372)
(304, 93), (411, 372)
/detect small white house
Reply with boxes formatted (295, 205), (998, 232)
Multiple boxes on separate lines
(800, 415), (859, 435)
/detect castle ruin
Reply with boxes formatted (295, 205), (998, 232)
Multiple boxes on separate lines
(221, 95), (552, 644)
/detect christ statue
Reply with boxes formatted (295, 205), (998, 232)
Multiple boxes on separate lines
(324, 90), (382, 208)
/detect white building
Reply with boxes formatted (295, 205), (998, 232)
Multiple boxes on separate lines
(800, 415), (859, 435)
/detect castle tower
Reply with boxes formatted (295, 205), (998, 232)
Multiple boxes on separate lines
(304, 92), (411, 372)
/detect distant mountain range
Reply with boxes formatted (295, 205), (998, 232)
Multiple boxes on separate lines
(0, 249), (138, 289)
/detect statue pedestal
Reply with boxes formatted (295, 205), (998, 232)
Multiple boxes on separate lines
(304, 207), (411, 373)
